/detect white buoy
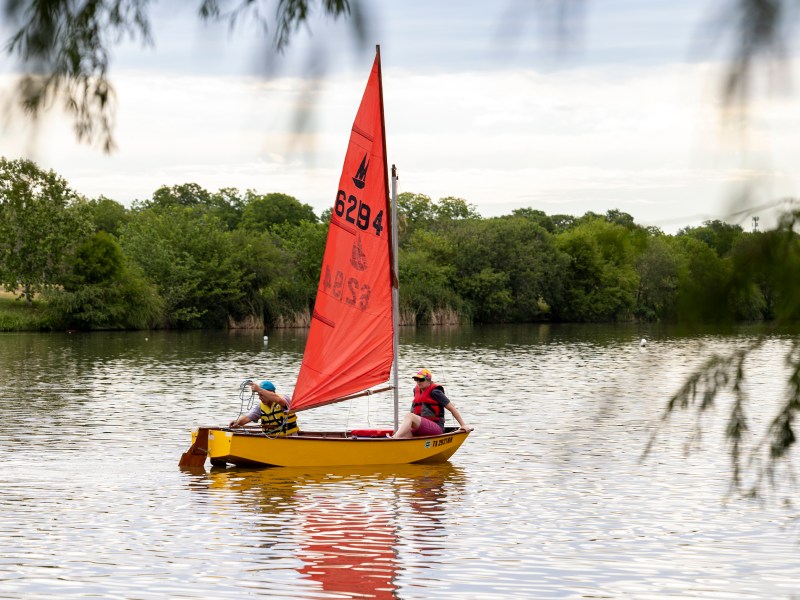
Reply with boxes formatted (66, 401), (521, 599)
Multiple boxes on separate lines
(263, 335), (269, 348)
(640, 338), (647, 347)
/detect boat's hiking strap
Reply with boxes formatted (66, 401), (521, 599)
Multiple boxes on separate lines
(349, 429), (394, 438)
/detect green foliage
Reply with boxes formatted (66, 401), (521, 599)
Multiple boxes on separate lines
(211, 187), (247, 230)
(398, 193), (481, 249)
(65, 231), (124, 288)
(511, 208), (556, 233)
(88, 196), (128, 235)
(433, 196), (481, 221)
(678, 219), (744, 258)
(635, 236), (683, 321)
(0, 157), (93, 303)
(604, 209), (637, 229)
(120, 205), (250, 328)
(728, 217), (800, 321)
(448, 216), (565, 322)
(673, 236), (733, 323)
(0, 296), (52, 331)
(398, 234), (463, 323)
(397, 192), (435, 246)
(260, 221), (328, 322)
(240, 192), (318, 232)
(46, 232), (163, 329)
(225, 228), (285, 321)
(2, 158), (799, 338)
(44, 268), (163, 330)
(144, 183), (247, 230)
(150, 183), (212, 208)
(555, 218), (639, 322)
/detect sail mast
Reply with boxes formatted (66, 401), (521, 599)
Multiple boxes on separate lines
(376, 44), (400, 429)
(391, 165), (400, 429)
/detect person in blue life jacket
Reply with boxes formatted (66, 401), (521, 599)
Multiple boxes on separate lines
(392, 368), (472, 439)
(229, 380), (299, 436)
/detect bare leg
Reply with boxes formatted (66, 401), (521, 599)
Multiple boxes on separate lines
(392, 412), (421, 439)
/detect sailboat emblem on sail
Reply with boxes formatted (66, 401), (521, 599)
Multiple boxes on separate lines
(352, 155), (369, 189)
(350, 235), (367, 271)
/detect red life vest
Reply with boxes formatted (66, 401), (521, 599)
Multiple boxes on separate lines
(412, 383), (444, 426)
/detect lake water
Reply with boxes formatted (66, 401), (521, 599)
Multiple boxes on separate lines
(1, 324), (798, 599)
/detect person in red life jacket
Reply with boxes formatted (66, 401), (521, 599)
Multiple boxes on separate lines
(391, 368), (472, 438)
(229, 380), (299, 436)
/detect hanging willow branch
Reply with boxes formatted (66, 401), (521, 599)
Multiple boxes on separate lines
(644, 209), (800, 498)
(4, 0), (153, 152)
(2, 0), (360, 152)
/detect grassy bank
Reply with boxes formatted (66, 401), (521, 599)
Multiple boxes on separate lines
(0, 293), (51, 331)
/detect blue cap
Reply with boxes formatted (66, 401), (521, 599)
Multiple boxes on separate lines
(260, 380), (276, 392)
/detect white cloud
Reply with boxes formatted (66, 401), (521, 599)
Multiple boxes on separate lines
(1, 49), (798, 233)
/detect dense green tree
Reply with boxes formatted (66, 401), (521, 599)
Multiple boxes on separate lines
(634, 235), (683, 321)
(261, 221), (328, 322)
(211, 187), (247, 230)
(672, 235), (733, 323)
(550, 214), (578, 233)
(226, 228), (287, 324)
(0, 157), (93, 303)
(448, 216), (565, 322)
(728, 226), (800, 321)
(87, 196), (128, 236)
(511, 208), (556, 233)
(240, 192), (318, 232)
(605, 209), (637, 230)
(65, 231), (123, 287)
(678, 220), (744, 258)
(146, 183), (248, 230)
(554, 218), (638, 322)
(433, 196), (481, 221)
(398, 231), (463, 323)
(150, 183), (211, 208)
(120, 206), (250, 327)
(397, 192), (436, 246)
(45, 232), (162, 329)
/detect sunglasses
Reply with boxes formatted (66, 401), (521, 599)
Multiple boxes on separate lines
(412, 377), (426, 382)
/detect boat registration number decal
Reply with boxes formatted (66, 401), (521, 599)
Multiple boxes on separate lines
(425, 436), (453, 449)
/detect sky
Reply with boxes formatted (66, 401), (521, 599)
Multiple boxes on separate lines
(1, 0), (799, 233)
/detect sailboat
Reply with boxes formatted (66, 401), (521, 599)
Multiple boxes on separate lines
(179, 46), (470, 468)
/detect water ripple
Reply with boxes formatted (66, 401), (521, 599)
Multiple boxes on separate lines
(1, 327), (799, 598)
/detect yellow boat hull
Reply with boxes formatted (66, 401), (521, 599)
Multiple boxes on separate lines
(187, 427), (470, 468)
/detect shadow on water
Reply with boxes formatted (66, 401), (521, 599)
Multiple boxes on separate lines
(180, 463), (467, 598)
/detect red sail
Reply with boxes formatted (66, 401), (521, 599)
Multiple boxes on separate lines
(291, 51), (394, 412)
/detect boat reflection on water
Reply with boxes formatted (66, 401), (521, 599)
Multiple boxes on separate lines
(196, 464), (466, 598)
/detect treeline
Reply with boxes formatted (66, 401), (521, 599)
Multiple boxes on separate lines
(0, 157), (798, 330)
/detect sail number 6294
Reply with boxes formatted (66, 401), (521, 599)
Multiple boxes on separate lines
(335, 191), (384, 236)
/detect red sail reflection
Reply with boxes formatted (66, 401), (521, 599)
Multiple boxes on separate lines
(297, 498), (398, 598)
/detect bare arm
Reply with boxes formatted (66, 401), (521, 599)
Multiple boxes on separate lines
(229, 414), (253, 428)
(445, 402), (472, 431)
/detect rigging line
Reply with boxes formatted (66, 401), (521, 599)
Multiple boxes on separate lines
(725, 198), (799, 220)
(642, 197), (797, 229)
(238, 379), (256, 416)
